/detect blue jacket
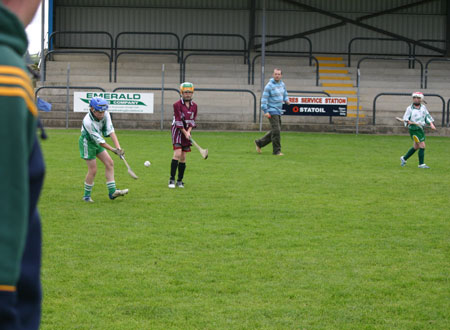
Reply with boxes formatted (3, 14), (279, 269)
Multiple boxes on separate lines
(261, 78), (289, 115)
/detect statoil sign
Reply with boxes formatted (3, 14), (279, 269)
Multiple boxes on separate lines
(282, 96), (347, 116)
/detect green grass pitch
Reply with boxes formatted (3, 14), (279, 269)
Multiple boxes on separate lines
(40, 129), (449, 329)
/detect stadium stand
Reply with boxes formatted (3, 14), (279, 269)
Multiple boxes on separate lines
(37, 47), (450, 134)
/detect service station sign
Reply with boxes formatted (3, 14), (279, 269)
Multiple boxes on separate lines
(283, 96), (347, 117)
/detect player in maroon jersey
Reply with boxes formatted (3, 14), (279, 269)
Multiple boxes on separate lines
(168, 82), (198, 188)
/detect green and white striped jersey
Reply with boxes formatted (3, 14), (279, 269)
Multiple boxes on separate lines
(403, 104), (434, 128)
(81, 111), (114, 145)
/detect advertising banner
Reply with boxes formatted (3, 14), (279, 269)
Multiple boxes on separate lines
(283, 96), (347, 117)
(74, 92), (154, 113)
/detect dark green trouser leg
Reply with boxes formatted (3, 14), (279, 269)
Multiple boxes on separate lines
(270, 115), (281, 154)
(256, 115), (281, 154)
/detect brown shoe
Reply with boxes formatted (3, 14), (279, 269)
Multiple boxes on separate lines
(274, 152), (284, 156)
(254, 140), (261, 154)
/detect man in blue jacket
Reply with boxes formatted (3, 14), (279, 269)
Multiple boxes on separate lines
(255, 68), (290, 156)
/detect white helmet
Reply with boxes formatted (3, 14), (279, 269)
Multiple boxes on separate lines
(412, 91), (424, 100)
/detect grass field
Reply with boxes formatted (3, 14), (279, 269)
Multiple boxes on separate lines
(39, 129), (449, 329)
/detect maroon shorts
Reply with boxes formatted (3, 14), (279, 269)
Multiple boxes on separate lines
(171, 125), (192, 151)
(173, 144), (191, 152)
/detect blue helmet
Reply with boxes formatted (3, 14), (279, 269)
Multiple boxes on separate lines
(89, 97), (108, 111)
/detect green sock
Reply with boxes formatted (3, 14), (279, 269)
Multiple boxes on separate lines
(106, 181), (116, 195)
(404, 147), (416, 160)
(84, 182), (94, 197)
(419, 148), (425, 164)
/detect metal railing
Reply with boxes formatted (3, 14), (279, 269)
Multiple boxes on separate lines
(113, 87), (178, 95)
(181, 33), (247, 64)
(35, 86), (106, 98)
(49, 31), (114, 59)
(424, 58), (450, 89)
(113, 87), (179, 130)
(114, 51), (179, 82)
(447, 99), (450, 127)
(43, 50), (112, 82)
(248, 35), (313, 66)
(182, 52), (248, 83)
(412, 39), (445, 59)
(348, 37), (412, 68)
(114, 32), (181, 63)
(35, 86), (106, 128)
(251, 54), (319, 86)
(287, 90), (330, 96)
(356, 57), (423, 88)
(372, 92), (445, 126)
(411, 39), (446, 69)
(113, 87), (258, 123)
(195, 88), (257, 123)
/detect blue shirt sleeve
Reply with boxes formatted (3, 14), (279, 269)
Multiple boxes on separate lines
(261, 83), (270, 113)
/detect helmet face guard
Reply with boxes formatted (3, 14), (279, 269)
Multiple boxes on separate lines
(412, 92), (424, 100)
(180, 82), (194, 94)
(412, 91), (426, 104)
(89, 97), (109, 111)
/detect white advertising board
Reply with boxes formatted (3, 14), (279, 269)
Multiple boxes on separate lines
(74, 92), (154, 113)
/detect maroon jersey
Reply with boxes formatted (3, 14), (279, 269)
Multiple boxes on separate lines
(171, 98), (197, 147)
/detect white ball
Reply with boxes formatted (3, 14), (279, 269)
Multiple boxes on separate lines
(144, 160), (151, 167)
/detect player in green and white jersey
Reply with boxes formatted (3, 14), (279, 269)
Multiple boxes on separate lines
(400, 91), (436, 169)
(79, 97), (128, 202)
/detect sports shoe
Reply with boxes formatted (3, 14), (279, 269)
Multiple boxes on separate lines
(418, 164), (430, 169)
(82, 196), (94, 203)
(109, 188), (129, 200)
(254, 140), (261, 154)
(176, 181), (184, 188)
(274, 152), (284, 156)
(168, 180), (176, 189)
(400, 156), (407, 167)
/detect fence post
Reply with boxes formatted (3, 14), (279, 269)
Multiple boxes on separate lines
(447, 98), (450, 127)
(161, 64), (165, 130)
(356, 69), (361, 135)
(65, 63), (70, 129)
(259, 0), (266, 132)
(40, 1), (45, 83)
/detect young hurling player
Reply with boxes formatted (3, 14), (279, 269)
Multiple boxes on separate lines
(0, 0), (45, 328)
(169, 82), (197, 188)
(79, 97), (128, 201)
(400, 91), (436, 169)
